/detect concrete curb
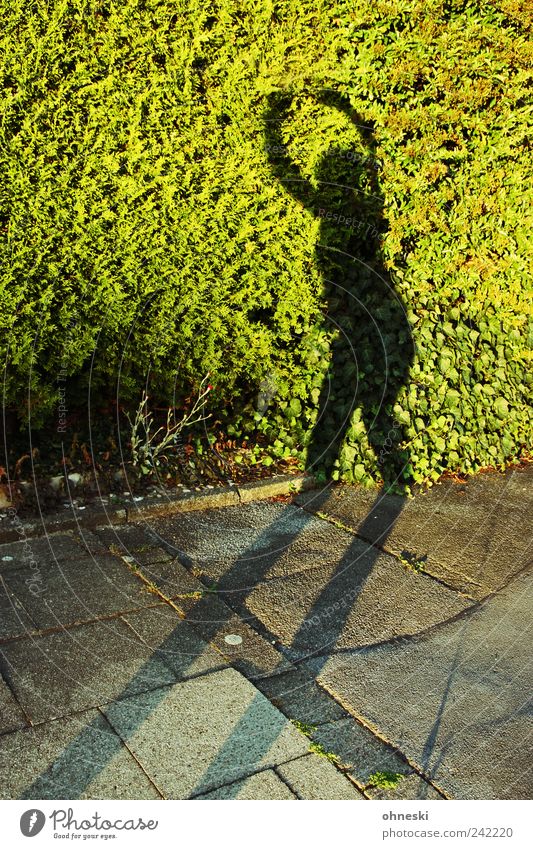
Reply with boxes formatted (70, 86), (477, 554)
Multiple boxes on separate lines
(0, 474), (315, 544)
(126, 474), (315, 523)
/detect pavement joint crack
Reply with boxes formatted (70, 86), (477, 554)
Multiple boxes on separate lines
(314, 684), (451, 799)
(0, 602), (165, 646)
(96, 707), (166, 799)
(271, 766), (301, 799)
(299, 503), (480, 601)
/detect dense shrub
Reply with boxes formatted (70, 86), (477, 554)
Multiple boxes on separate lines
(1, 0), (531, 484)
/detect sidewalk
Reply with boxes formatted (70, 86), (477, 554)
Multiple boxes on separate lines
(0, 466), (531, 799)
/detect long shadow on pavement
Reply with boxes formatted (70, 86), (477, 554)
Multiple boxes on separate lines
(187, 489), (405, 796)
(22, 88), (414, 799)
(21, 489), (405, 799)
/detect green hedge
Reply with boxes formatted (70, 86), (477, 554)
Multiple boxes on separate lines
(1, 0), (531, 485)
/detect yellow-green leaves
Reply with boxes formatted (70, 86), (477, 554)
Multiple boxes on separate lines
(0, 0), (530, 478)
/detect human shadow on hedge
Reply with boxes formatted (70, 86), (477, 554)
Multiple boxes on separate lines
(264, 91), (414, 487)
(21, 94), (420, 802)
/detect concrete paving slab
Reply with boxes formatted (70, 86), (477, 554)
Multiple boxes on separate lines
(102, 667), (310, 798)
(0, 543), (159, 631)
(93, 524), (209, 598)
(240, 547), (471, 658)
(296, 467), (532, 599)
(0, 673), (27, 734)
(1, 611), (225, 723)
(277, 754), (365, 799)
(191, 610), (289, 680)
(0, 533), (103, 567)
(0, 536), (93, 639)
(255, 668), (346, 726)
(313, 568), (533, 799)
(195, 769), (296, 799)
(151, 502), (345, 583)
(1, 467), (527, 802)
(150, 499), (471, 656)
(0, 583), (36, 640)
(121, 605), (228, 679)
(0, 710), (161, 799)
(93, 523), (171, 556)
(166, 591), (293, 679)
(92, 538), (294, 680)
(310, 717), (410, 786)
(92, 525), (179, 571)
(129, 555), (210, 599)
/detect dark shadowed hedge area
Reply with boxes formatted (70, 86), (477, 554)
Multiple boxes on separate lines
(1, 0), (531, 486)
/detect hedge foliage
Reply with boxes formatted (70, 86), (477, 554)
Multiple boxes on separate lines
(1, 0), (531, 485)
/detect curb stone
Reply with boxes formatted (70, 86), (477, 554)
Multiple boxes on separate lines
(0, 474), (315, 545)
(126, 474), (315, 521)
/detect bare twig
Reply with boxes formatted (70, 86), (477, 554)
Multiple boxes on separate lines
(127, 375), (212, 474)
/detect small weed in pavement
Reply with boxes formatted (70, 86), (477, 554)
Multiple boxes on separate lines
(291, 720), (317, 737)
(309, 741), (340, 764)
(398, 550), (428, 573)
(367, 771), (404, 790)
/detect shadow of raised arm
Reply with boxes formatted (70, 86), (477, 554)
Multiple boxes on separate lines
(263, 90), (378, 214)
(263, 91), (317, 209)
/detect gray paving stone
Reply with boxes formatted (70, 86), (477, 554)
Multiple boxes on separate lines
(102, 668), (310, 798)
(255, 669), (346, 726)
(1, 610), (225, 722)
(0, 673), (27, 734)
(0, 537), (79, 639)
(0, 540), (159, 631)
(0, 533), (98, 567)
(198, 611), (290, 680)
(240, 545), (471, 659)
(310, 717), (410, 786)
(296, 467), (532, 599)
(1, 467), (528, 803)
(172, 592), (293, 679)
(92, 524), (175, 567)
(94, 526), (209, 598)
(277, 754), (365, 799)
(196, 769), (296, 799)
(366, 773), (444, 800)
(93, 534), (294, 680)
(0, 710), (161, 799)
(0, 583), (36, 640)
(151, 502), (342, 583)
(122, 605), (228, 679)
(131, 556), (210, 599)
(314, 568), (533, 799)
(151, 498), (471, 656)
(93, 522), (164, 550)
(63, 530), (111, 558)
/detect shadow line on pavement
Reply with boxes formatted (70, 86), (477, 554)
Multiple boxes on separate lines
(20, 488), (405, 799)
